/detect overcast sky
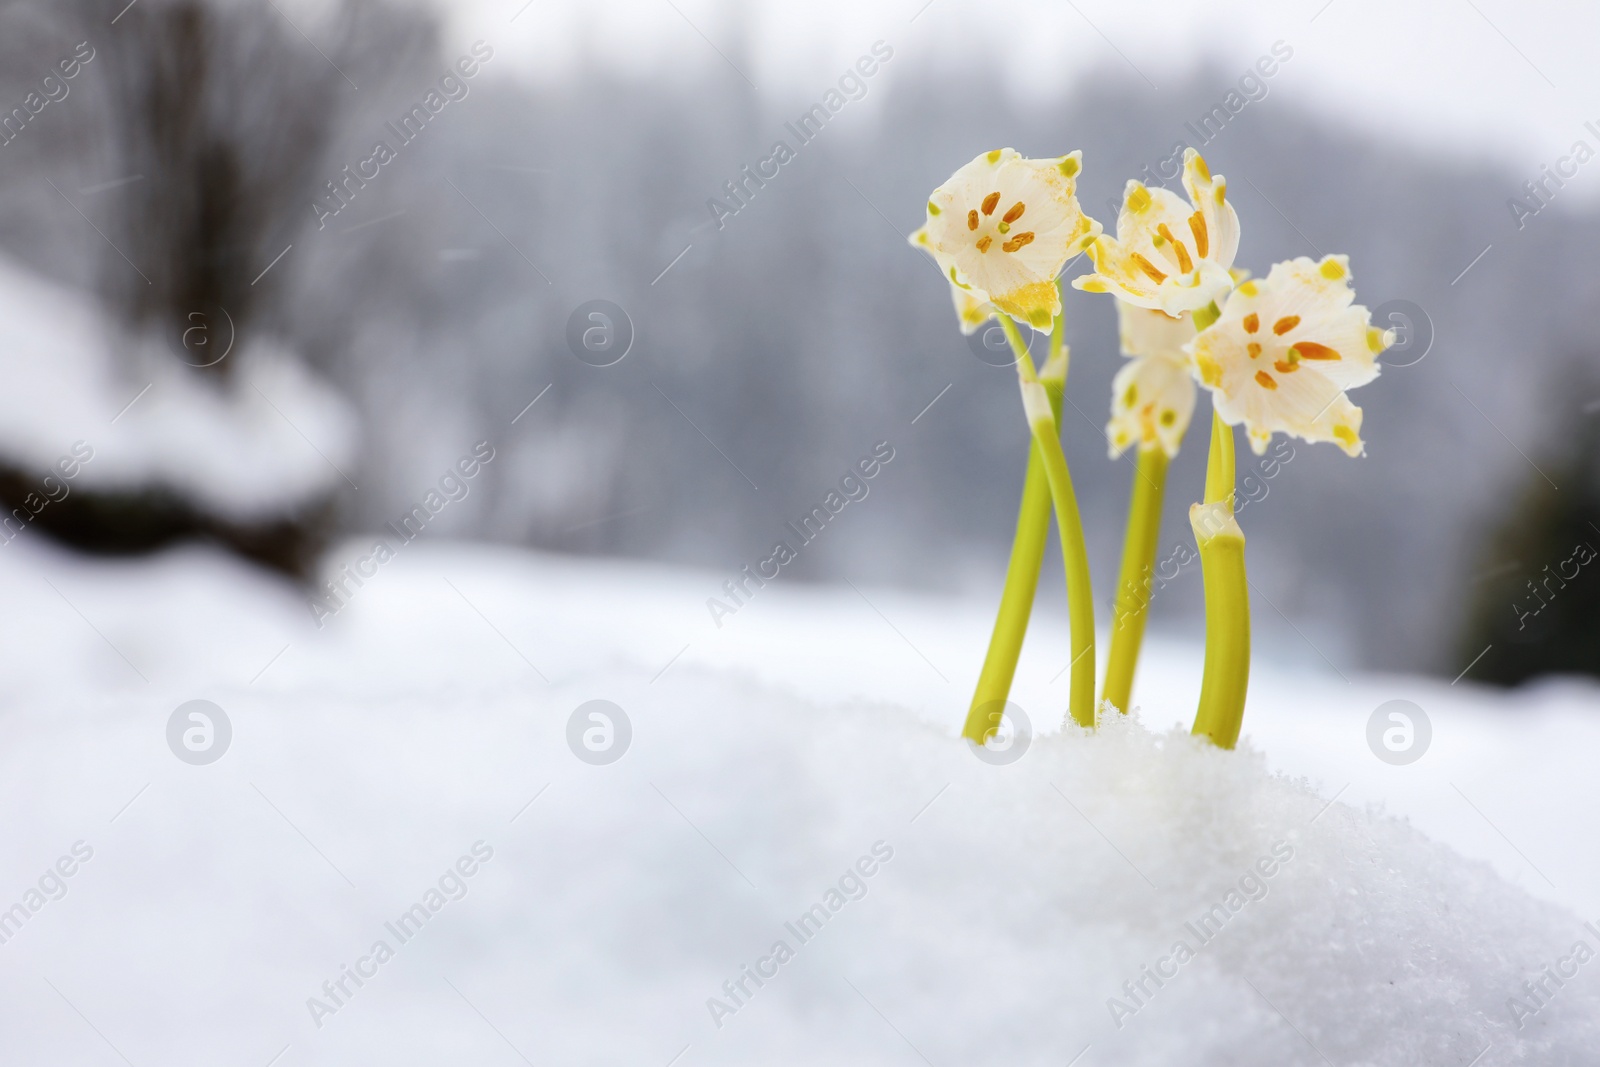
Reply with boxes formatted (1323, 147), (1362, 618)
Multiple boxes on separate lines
(430, 0), (1595, 199)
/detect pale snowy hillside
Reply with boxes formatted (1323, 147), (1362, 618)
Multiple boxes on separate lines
(2, 537), (1598, 1065)
(0, 254), (356, 521)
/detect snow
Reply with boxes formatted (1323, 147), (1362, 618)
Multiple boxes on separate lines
(2, 535), (1599, 1064)
(0, 254), (357, 521)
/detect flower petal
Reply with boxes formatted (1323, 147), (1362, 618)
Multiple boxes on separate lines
(1181, 149), (1240, 276)
(950, 283), (995, 335)
(1117, 300), (1197, 363)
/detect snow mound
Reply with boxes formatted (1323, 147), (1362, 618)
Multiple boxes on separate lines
(0, 253), (356, 520)
(1, 540), (1596, 1065)
(487, 682), (1597, 1066)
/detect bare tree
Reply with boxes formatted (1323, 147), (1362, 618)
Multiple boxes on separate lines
(94, 0), (350, 375)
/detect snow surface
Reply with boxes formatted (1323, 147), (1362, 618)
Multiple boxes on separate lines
(2, 535), (1599, 1065)
(0, 254), (357, 520)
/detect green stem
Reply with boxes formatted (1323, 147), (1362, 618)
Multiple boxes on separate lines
(1191, 410), (1251, 748)
(961, 366), (1065, 744)
(1000, 317), (1097, 728)
(1101, 447), (1170, 714)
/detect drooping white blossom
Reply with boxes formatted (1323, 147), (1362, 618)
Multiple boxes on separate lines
(1187, 255), (1389, 456)
(911, 148), (1101, 330)
(1074, 149), (1240, 316)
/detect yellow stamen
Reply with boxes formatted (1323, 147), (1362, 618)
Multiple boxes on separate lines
(976, 235), (993, 253)
(1130, 253), (1168, 284)
(1273, 359), (1300, 374)
(1272, 315), (1300, 335)
(1255, 371), (1277, 390)
(1242, 313), (1259, 334)
(981, 192), (1001, 216)
(1002, 202), (1026, 223)
(1001, 231), (1035, 253)
(967, 210), (979, 231)
(1156, 224), (1193, 273)
(1291, 342), (1341, 361)
(1188, 211), (1209, 259)
(1247, 342), (1261, 358)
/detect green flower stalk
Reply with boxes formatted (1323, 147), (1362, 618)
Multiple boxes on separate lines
(1189, 409), (1251, 748)
(961, 317), (1066, 744)
(1101, 447), (1169, 714)
(1001, 317), (1097, 728)
(1099, 300), (1204, 713)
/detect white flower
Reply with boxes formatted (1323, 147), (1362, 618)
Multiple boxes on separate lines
(1073, 149), (1240, 316)
(950, 283), (995, 335)
(911, 148), (1101, 330)
(1107, 301), (1197, 458)
(1187, 254), (1390, 457)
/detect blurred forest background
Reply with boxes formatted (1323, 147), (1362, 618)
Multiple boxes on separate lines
(0, 0), (1594, 683)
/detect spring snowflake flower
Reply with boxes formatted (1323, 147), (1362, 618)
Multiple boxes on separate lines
(910, 148), (1101, 330)
(1107, 302), (1197, 458)
(950, 284), (995, 335)
(1187, 254), (1390, 457)
(1073, 149), (1240, 316)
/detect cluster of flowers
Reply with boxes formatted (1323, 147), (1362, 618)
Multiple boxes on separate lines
(914, 146), (1384, 460)
(910, 146), (1391, 746)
